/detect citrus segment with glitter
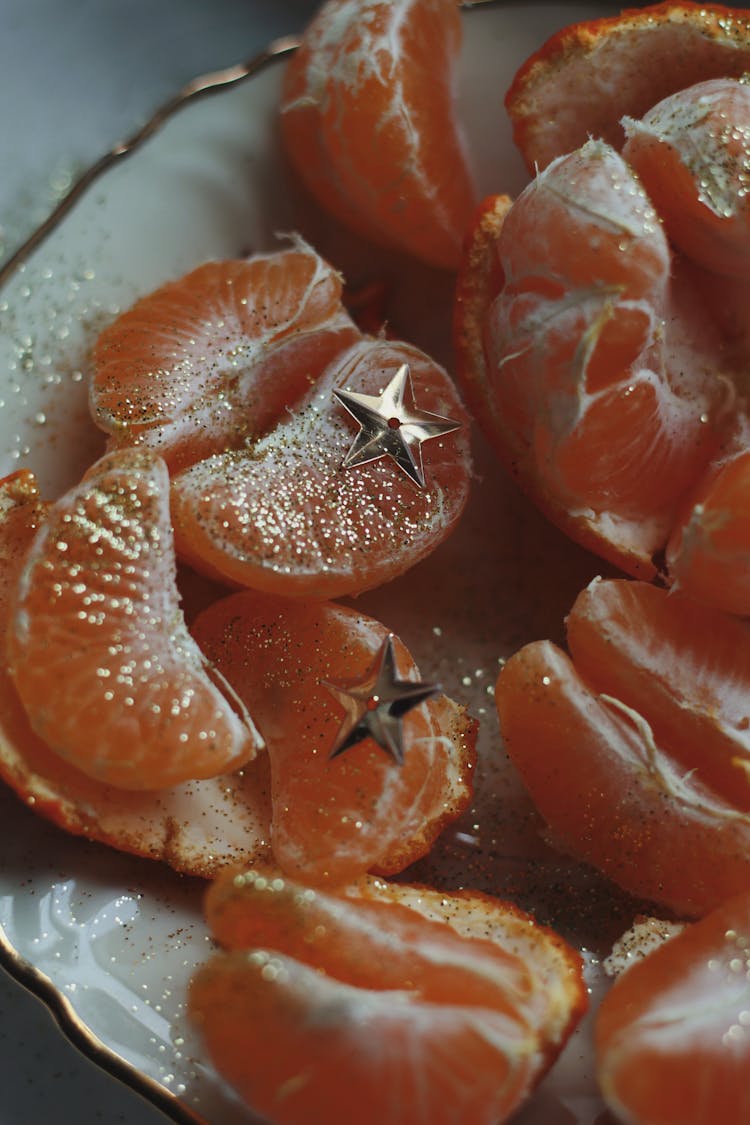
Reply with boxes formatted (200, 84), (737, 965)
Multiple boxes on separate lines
(280, 0), (477, 269)
(596, 889), (750, 1124)
(191, 589), (477, 886)
(171, 336), (471, 600)
(0, 470), (272, 876)
(7, 449), (263, 790)
(189, 865), (587, 1125)
(90, 245), (360, 472)
(496, 578), (750, 918)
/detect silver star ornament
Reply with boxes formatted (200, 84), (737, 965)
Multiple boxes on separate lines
(322, 634), (441, 765)
(333, 363), (461, 488)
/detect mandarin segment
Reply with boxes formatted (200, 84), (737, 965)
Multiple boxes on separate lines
(7, 449), (263, 790)
(666, 445), (750, 616)
(456, 5), (750, 601)
(205, 866), (538, 1016)
(90, 245), (360, 471)
(190, 951), (537, 1125)
(191, 590), (476, 886)
(171, 336), (471, 599)
(567, 577), (750, 806)
(597, 890), (750, 1124)
(0, 470), (272, 876)
(280, 0), (477, 269)
(462, 141), (723, 575)
(496, 638), (750, 918)
(623, 77), (750, 279)
(506, 1), (750, 172)
(189, 867), (587, 1125)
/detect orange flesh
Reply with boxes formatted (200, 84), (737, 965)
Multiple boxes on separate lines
(171, 337), (471, 600)
(496, 636), (750, 918)
(280, 0), (477, 269)
(567, 579), (750, 809)
(0, 471), (273, 876)
(90, 247), (360, 472)
(189, 868), (587, 1125)
(7, 449), (262, 790)
(191, 590), (476, 886)
(481, 141), (723, 553)
(667, 446), (750, 614)
(205, 868), (537, 1016)
(597, 889), (750, 1124)
(453, 0), (750, 616)
(623, 78), (750, 279)
(457, 86), (750, 606)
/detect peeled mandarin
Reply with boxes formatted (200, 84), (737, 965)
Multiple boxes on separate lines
(280, 0), (477, 269)
(0, 469), (272, 875)
(189, 866), (587, 1125)
(7, 449), (262, 790)
(90, 244), (360, 472)
(191, 590), (476, 886)
(496, 633), (750, 918)
(171, 336), (471, 600)
(597, 889), (750, 1124)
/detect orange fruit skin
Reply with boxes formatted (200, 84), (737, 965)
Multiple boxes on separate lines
(506, 1), (750, 173)
(596, 889), (750, 1124)
(0, 470), (273, 876)
(191, 589), (476, 887)
(90, 246), (360, 472)
(171, 336), (471, 600)
(623, 78), (750, 280)
(189, 868), (587, 1125)
(567, 578), (750, 809)
(496, 636), (750, 919)
(280, 0), (477, 269)
(7, 449), (263, 790)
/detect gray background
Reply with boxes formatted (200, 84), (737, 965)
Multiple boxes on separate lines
(0, 6), (316, 1122)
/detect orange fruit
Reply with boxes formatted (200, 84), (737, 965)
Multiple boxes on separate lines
(457, 7), (750, 613)
(665, 438), (750, 616)
(622, 77), (750, 280)
(596, 888), (750, 1124)
(191, 590), (476, 886)
(189, 864), (587, 1125)
(279, 0), (477, 269)
(90, 243), (360, 472)
(506, 1), (750, 173)
(7, 448), (263, 790)
(456, 139), (725, 581)
(566, 578), (750, 809)
(495, 577), (750, 918)
(171, 335), (471, 599)
(0, 469), (272, 877)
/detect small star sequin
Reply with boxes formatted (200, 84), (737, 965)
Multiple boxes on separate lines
(333, 363), (461, 488)
(322, 634), (441, 765)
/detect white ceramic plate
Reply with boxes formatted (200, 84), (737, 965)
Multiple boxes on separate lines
(0, 4), (632, 1123)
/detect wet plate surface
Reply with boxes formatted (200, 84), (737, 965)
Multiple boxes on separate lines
(0, 4), (629, 1123)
